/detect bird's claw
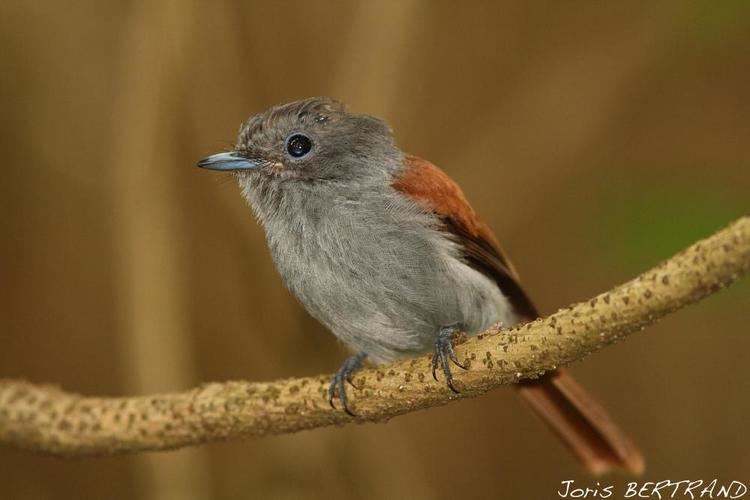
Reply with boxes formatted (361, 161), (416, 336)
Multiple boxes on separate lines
(328, 353), (366, 416)
(432, 325), (467, 393)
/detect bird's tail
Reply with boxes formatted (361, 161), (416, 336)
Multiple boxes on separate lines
(516, 368), (644, 475)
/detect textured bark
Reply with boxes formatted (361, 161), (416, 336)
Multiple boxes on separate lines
(1, 217), (748, 457)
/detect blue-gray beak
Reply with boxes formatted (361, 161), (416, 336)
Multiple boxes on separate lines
(197, 152), (259, 171)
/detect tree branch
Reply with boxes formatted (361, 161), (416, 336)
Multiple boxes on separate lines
(1, 217), (748, 457)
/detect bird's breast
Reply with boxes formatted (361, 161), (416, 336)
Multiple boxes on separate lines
(250, 184), (516, 362)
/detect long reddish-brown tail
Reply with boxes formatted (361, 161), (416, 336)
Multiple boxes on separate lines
(516, 368), (644, 475)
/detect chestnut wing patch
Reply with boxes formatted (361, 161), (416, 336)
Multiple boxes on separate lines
(393, 154), (539, 320)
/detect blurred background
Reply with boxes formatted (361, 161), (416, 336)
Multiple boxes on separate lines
(1, 1), (749, 499)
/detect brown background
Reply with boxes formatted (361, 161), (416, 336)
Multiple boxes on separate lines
(1, 1), (749, 499)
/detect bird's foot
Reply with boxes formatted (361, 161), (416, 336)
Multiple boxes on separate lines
(432, 324), (467, 393)
(329, 353), (366, 416)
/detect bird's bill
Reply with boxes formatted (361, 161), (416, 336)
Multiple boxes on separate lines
(197, 152), (259, 171)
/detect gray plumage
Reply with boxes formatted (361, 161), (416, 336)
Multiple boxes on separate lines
(228, 97), (515, 364)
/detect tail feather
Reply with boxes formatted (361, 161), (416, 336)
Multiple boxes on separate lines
(517, 368), (644, 475)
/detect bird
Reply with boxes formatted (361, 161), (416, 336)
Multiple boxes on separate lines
(197, 96), (644, 475)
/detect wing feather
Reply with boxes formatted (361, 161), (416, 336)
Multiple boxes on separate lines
(392, 154), (538, 320)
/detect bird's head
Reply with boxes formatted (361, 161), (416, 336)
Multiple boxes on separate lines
(198, 97), (402, 186)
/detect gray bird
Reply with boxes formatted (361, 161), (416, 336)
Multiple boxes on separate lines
(198, 97), (643, 475)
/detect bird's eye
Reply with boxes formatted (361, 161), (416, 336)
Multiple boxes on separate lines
(285, 133), (313, 159)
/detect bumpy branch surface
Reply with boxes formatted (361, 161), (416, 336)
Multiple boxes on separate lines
(1, 217), (748, 457)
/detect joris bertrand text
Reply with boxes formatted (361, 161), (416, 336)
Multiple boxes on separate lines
(557, 479), (748, 499)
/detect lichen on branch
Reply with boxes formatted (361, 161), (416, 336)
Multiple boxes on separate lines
(1, 217), (748, 457)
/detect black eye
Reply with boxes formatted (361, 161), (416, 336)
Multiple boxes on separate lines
(285, 133), (313, 158)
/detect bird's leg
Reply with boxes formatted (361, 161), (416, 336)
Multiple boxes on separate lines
(432, 324), (467, 393)
(329, 352), (367, 416)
